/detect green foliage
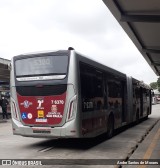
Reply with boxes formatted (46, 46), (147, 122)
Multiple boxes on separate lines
(150, 82), (157, 90)
(157, 77), (160, 92)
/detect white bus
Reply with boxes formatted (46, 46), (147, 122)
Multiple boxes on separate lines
(10, 48), (152, 138)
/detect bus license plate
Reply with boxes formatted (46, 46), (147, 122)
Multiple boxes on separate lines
(32, 128), (51, 134)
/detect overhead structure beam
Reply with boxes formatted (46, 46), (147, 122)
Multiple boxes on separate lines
(143, 48), (160, 54)
(152, 62), (160, 66)
(121, 14), (160, 23)
(103, 0), (160, 76)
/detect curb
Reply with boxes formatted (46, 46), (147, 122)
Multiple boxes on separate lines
(115, 118), (160, 168)
(120, 119), (160, 165)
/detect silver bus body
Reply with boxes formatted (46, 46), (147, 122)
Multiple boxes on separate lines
(10, 49), (152, 138)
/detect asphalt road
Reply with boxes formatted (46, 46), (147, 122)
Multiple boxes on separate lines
(0, 105), (160, 168)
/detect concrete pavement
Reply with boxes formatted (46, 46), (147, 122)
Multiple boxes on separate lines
(123, 118), (160, 168)
(0, 105), (160, 168)
(0, 112), (11, 123)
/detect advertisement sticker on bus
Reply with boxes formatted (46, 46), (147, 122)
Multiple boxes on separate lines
(38, 110), (44, 118)
(51, 105), (58, 112)
(37, 99), (44, 109)
(46, 111), (63, 118)
(17, 92), (66, 126)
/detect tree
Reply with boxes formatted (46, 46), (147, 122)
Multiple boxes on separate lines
(157, 77), (160, 92)
(150, 82), (157, 90)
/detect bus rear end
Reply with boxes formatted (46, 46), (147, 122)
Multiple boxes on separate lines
(10, 49), (79, 138)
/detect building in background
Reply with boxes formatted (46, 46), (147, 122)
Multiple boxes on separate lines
(0, 58), (10, 114)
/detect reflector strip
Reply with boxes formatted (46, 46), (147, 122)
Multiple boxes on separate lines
(68, 101), (73, 120)
(12, 101), (18, 119)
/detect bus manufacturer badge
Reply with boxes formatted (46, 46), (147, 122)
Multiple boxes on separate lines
(20, 100), (32, 108)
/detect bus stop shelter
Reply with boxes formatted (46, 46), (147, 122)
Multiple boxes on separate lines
(103, 0), (160, 76)
(0, 58), (10, 82)
(0, 57), (10, 95)
(0, 58), (10, 119)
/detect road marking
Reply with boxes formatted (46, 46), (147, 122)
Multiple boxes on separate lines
(39, 147), (54, 152)
(137, 128), (160, 168)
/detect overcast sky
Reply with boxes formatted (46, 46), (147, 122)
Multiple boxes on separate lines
(0, 0), (158, 84)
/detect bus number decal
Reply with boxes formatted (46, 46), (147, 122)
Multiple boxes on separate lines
(83, 102), (93, 109)
(51, 100), (64, 105)
(34, 58), (51, 66)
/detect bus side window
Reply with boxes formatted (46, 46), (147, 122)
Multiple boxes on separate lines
(108, 80), (122, 108)
(80, 63), (94, 112)
(94, 70), (103, 110)
(94, 71), (103, 97)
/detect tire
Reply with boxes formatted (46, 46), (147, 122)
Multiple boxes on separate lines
(107, 115), (114, 139)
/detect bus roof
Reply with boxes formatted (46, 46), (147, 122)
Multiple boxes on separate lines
(12, 48), (150, 87)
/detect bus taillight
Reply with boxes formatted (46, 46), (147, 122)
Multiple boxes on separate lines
(67, 95), (77, 121)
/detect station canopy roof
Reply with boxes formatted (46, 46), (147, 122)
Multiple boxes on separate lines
(0, 58), (10, 82)
(103, 0), (160, 76)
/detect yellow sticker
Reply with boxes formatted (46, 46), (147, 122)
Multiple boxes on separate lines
(38, 110), (44, 118)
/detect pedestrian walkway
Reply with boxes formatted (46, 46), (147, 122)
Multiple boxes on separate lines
(0, 118), (7, 123)
(123, 118), (160, 168)
(0, 111), (11, 123)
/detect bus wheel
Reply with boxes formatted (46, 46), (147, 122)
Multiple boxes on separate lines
(107, 115), (114, 139)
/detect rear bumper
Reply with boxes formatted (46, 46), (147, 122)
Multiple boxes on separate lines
(12, 118), (79, 138)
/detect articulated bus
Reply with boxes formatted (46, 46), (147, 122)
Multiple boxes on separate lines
(10, 48), (152, 138)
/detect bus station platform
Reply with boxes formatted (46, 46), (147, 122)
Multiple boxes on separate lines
(0, 111), (11, 123)
(0, 104), (160, 168)
(123, 118), (160, 168)
(0, 117), (10, 123)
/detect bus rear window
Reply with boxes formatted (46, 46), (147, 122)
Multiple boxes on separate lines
(15, 55), (68, 77)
